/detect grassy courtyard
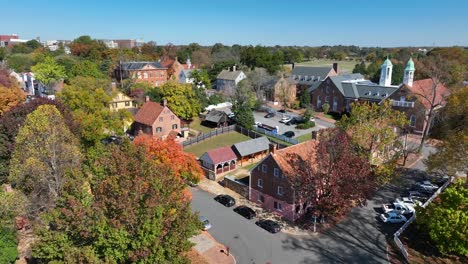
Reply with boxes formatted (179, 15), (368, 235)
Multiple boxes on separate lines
(189, 117), (213, 133)
(295, 133), (312, 143)
(297, 59), (363, 73)
(184, 132), (251, 157)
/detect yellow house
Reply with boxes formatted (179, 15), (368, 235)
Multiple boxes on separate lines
(109, 92), (137, 112)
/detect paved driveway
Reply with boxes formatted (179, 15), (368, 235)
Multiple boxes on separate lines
(191, 187), (393, 264)
(253, 110), (334, 138)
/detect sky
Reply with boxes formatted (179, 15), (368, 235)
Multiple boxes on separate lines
(1, 0), (467, 47)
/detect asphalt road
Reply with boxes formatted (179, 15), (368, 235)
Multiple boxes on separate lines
(191, 187), (394, 264)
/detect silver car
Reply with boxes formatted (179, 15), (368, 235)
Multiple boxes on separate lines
(199, 216), (212, 230)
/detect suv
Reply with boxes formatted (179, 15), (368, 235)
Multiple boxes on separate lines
(283, 131), (295, 138)
(233, 206), (256, 219)
(380, 212), (408, 223)
(255, 219), (281, 233)
(214, 194), (236, 207)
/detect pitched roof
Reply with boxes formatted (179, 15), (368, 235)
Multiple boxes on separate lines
(292, 66), (335, 84)
(217, 70), (244, 81)
(232, 137), (269, 157)
(181, 69), (193, 77)
(200, 146), (237, 164)
(121, 61), (166, 70)
(271, 140), (318, 177)
(204, 110), (228, 124)
(404, 79), (450, 109)
(134, 101), (165, 126)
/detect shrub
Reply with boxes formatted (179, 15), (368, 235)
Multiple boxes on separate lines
(291, 101), (301, 110)
(296, 121), (315, 129)
(0, 227), (18, 264)
(322, 103), (330, 113)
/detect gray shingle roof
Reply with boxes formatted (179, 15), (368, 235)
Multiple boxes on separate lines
(121, 61), (166, 70)
(232, 136), (269, 157)
(292, 66), (334, 84)
(217, 70), (244, 81)
(327, 73), (398, 101)
(204, 110), (228, 124)
(328, 73), (365, 96)
(181, 69), (193, 77)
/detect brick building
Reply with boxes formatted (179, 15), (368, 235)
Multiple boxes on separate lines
(132, 98), (181, 139)
(115, 62), (168, 87)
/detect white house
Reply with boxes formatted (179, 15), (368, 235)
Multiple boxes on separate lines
(179, 69), (195, 84)
(216, 66), (246, 90)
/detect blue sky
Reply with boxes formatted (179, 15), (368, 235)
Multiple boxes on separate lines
(1, 0), (466, 47)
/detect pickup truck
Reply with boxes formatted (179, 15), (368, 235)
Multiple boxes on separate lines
(382, 201), (415, 215)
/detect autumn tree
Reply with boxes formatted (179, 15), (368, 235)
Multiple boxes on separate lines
(0, 98), (77, 184)
(31, 56), (66, 92)
(134, 135), (203, 183)
(247, 67), (275, 100)
(0, 85), (26, 115)
(9, 105), (82, 214)
(337, 101), (408, 182)
(416, 179), (468, 256)
(149, 82), (201, 120)
(32, 143), (200, 263)
(287, 128), (374, 220)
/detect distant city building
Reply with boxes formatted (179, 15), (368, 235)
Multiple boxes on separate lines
(101, 39), (119, 49)
(114, 39), (137, 49)
(0, 34), (29, 47)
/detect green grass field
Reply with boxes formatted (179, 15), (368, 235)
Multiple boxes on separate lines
(295, 133), (312, 143)
(189, 117), (213, 133)
(184, 132), (251, 157)
(297, 59), (362, 73)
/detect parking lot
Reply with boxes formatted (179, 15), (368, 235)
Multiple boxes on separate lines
(253, 110), (334, 138)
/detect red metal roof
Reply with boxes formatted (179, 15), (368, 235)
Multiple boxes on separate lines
(206, 146), (237, 164)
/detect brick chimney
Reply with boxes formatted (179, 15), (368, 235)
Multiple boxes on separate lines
(332, 63), (338, 74)
(269, 143), (277, 154)
(145, 96), (150, 102)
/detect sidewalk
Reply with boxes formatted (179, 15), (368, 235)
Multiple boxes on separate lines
(198, 179), (310, 236)
(190, 231), (236, 264)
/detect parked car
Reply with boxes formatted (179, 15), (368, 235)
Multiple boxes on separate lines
(254, 121), (262, 126)
(280, 115), (293, 123)
(228, 113), (235, 118)
(255, 219), (281, 233)
(278, 109), (286, 113)
(285, 117), (299, 126)
(415, 181), (439, 193)
(101, 135), (123, 145)
(199, 216), (212, 230)
(382, 201), (415, 215)
(380, 212), (408, 223)
(283, 131), (295, 138)
(233, 206), (256, 219)
(264, 112), (275, 118)
(433, 176), (450, 187)
(397, 197), (422, 207)
(214, 194), (236, 207)
(406, 190), (429, 201)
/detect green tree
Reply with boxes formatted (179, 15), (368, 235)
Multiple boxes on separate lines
(6, 53), (34, 72)
(391, 62), (404, 85)
(189, 69), (211, 88)
(299, 90), (311, 108)
(231, 80), (255, 128)
(417, 179), (468, 256)
(0, 47), (6, 61)
(69, 60), (105, 79)
(26, 39), (41, 50)
(322, 102), (330, 113)
(152, 82), (201, 120)
(58, 77), (130, 143)
(32, 143), (200, 263)
(9, 105), (82, 214)
(31, 56), (66, 91)
(352, 61), (367, 75)
(337, 102), (408, 182)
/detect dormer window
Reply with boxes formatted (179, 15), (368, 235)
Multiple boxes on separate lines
(374, 92), (379, 96)
(381, 93), (388, 97)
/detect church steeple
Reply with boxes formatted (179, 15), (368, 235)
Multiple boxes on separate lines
(379, 56), (393, 86)
(403, 57), (415, 87)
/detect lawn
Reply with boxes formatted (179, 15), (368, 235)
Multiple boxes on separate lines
(184, 132), (250, 157)
(297, 59), (364, 73)
(189, 117), (213, 134)
(295, 133), (312, 143)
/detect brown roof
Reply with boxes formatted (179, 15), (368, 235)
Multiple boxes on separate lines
(271, 140), (318, 177)
(134, 101), (164, 126)
(404, 79), (450, 109)
(204, 146), (237, 164)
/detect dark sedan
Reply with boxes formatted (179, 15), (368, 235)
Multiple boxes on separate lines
(264, 112), (276, 118)
(214, 194), (236, 207)
(283, 131), (295, 138)
(255, 219), (281, 233)
(233, 206), (256, 219)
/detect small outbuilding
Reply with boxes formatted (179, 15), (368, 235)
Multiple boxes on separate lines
(232, 137), (270, 165)
(202, 110), (229, 128)
(199, 146), (238, 180)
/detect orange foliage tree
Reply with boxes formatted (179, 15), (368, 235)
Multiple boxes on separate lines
(134, 135), (203, 183)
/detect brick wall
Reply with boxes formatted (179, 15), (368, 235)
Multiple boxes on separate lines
(223, 176), (249, 198)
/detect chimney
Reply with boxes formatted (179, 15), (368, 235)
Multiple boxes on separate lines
(162, 98), (167, 106)
(311, 130), (319, 141)
(232, 65), (236, 72)
(269, 143), (277, 154)
(110, 82), (117, 91)
(332, 63), (338, 74)
(145, 96), (150, 102)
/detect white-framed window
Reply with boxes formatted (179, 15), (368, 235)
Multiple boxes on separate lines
(262, 164), (267, 173)
(172, 124), (178, 129)
(143, 72), (148, 79)
(274, 201), (283, 211)
(277, 186), (283, 196)
(258, 178), (263, 188)
(156, 127), (162, 133)
(410, 114), (416, 127)
(400, 96), (406, 102)
(325, 96), (329, 103)
(273, 168), (279, 177)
